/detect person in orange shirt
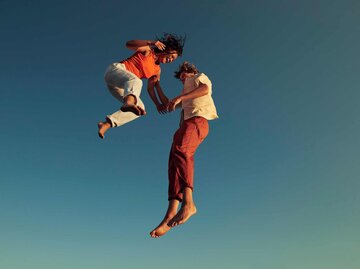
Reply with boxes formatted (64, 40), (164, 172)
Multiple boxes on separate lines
(98, 33), (185, 139)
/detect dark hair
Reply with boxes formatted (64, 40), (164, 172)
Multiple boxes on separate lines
(154, 33), (186, 56)
(174, 61), (199, 79)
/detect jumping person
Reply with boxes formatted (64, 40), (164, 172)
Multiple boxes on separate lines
(150, 62), (218, 238)
(97, 33), (185, 139)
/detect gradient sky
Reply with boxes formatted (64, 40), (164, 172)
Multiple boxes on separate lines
(1, 0), (360, 268)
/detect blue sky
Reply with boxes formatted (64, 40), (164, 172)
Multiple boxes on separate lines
(1, 0), (359, 268)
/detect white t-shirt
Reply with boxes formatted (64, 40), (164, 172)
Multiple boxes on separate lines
(182, 73), (219, 121)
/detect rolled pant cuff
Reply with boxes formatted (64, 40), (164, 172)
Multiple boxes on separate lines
(168, 196), (183, 202)
(106, 115), (116, 127)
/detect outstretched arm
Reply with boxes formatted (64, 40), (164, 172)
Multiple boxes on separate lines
(155, 81), (169, 114)
(126, 40), (165, 54)
(168, 83), (209, 111)
(147, 75), (168, 114)
(155, 81), (169, 106)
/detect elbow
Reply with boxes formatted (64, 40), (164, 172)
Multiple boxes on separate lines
(125, 40), (134, 48)
(148, 76), (157, 86)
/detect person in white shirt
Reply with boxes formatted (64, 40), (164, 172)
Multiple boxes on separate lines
(150, 62), (218, 238)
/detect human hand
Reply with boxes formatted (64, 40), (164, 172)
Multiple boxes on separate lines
(154, 41), (166, 51)
(157, 103), (168, 114)
(167, 96), (182, 112)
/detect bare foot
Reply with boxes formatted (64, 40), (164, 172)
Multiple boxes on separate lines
(168, 203), (197, 227)
(120, 104), (146, 116)
(138, 106), (146, 115)
(97, 121), (110, 139)
(150, 218), (173, 238)
(150, 199), (179, 238)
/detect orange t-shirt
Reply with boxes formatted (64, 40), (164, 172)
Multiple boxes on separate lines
(121, 50), (160, 79)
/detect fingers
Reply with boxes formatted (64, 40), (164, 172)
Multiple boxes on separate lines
(167, 103), (176, 112)
(157, 104), (169, 114)
(158, 102), (176, 112)
(167, 97), (180, 112)
(155, 41), (166, 50)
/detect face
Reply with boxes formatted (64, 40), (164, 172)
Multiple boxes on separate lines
(180, 71), (195, 83)
(158, 51), (178, 64)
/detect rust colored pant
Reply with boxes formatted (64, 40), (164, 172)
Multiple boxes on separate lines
(168, 116), (209, 201)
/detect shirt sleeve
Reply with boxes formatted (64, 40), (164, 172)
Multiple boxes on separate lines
(195, 73), (212, 89)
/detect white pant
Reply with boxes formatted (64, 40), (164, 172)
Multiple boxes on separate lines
(104, 63), (145, 127)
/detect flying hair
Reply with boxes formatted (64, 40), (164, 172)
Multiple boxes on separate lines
(154, 33), (186, 56)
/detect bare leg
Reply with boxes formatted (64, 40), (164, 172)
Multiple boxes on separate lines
(168, 187), (197, 227)
(121, 95), (146, 116)
(97, 121), (111, 139)
(150, 199), (179, 238)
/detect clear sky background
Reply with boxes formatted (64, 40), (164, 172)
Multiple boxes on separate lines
(1, 0), (359, 268)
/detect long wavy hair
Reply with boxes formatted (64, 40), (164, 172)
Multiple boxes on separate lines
(153, 33), (186, 56)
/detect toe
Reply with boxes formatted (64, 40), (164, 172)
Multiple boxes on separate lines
(138, 106), (146, 115)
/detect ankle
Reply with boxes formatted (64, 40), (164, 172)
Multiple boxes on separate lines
(163, 216), (173, 222)
(124, 94), (137, 105)
(182, 201), (195, 207)
(101, 121), (111, 128)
